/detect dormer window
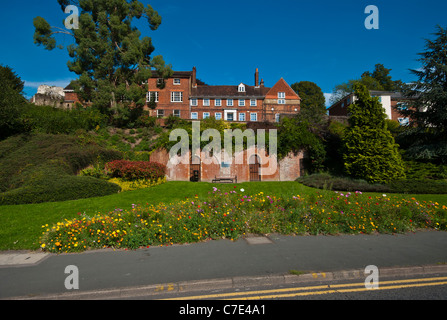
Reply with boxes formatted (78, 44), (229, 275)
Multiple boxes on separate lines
(238, 83), (245, 92)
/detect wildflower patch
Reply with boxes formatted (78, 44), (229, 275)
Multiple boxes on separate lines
(40, 188), (447, 253)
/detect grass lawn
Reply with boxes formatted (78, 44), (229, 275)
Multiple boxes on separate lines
(1, 181), (447, 251)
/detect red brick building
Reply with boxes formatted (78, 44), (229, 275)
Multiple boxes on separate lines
(63, 83), (82, 109)
(62, 67), (301, 123)
(146, 67), (301, 122)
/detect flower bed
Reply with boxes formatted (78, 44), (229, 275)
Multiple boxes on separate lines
(40, 187), (447, 253)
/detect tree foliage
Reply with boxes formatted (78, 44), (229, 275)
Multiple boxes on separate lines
(291, 81), (326, 124)
(398, 25), (447, 163)
(33, 0), (172, 117)
(330, 64), (404, 104)
(277, 117), (326, 174)
(0, 65), (27, 140)
(342, 84), (406, 183)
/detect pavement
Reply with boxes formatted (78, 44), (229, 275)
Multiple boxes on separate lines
(1, 230), (447, 299)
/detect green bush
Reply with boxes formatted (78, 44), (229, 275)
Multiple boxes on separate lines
(0, 175), (121, 205)
(21, 105), (108, 135)
(342, 84), (406, 183)
(0, 133), (122, 204)
(297, 173), (391, 193)
(387, 179), (447, 194)
(404, 160), (447, 180)
(298, 173), (447, 194)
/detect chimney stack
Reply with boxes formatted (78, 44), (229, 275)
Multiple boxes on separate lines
(192, 66), (197, 88)
(255, 68), (259, 87)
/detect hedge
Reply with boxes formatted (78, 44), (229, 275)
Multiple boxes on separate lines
(0, 175), (121, 205)
(105, 160), (166, 181)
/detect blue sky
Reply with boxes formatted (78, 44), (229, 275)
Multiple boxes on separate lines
(1, 0), (446, 106)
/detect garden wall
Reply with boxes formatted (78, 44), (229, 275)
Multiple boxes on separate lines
(149, 148), (304, 183)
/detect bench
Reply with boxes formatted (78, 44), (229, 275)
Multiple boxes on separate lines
(212, 175), (237, 184)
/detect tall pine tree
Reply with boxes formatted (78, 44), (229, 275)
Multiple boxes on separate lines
(399, 25), (447, 163)
(33, 0), (172, 117)
(342, 83), (405, 183)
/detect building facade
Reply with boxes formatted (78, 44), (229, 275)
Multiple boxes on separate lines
(146, 67), (301, 122)
(328, 90), (416, 126)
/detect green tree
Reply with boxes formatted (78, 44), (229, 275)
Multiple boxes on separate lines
(277, 117), (326, 174)
(342, 84), (405, 183)
(330, 64), (403, 104)
(291, 81), (326, 123)
(33, 0), (172, 119)
(0, 65), (27, 140)
(398, 26), (447, 163)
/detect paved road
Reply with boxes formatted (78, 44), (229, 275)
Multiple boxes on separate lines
(1, 230), (447, 299)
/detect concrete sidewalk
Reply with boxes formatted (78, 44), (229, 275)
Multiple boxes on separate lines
(1, 230), (447, 299)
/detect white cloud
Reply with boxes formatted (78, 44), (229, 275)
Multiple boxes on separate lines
(324, 93), (333, 107)
(24, 79), (72, 89)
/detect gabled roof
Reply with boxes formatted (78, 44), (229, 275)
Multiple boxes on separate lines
(265, 78), (300, 100)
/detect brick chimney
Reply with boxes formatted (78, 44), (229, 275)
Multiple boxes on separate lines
(255, 68), (259, 87)
(192, 66), (197, 88)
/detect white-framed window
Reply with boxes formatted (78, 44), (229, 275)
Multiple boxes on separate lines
(173, 78), (181, 85)
(239, 113), (245, 121)
(278, 92), (285, 99)
(250, 99), (257, 107)
(215, 112), (222, 120)
(171, 91), (183, 102)
(398, 117), (409, 126)
(173, 110), (180, 117)
(238, 83), (245, 92)
(146, 91), (159, 102)
(191, 112), (198, 120)
(157, 109), (164, 118)
(227, 99), (233, 106)
(278, 99), (285, 104)
(215, 99), (222, 106)
(239, 99), (245, 107)
(203, 99), (210, 106)
(191, 98), (198, 106)
(250, 112), (257, 122)
(203, 112), (210, 119)
(275, 113), (280, 123)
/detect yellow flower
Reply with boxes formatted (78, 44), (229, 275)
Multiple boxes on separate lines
(41, 244), (46, 248)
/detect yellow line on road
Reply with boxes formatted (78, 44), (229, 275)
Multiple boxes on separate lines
(164, 276), (447, 300)
(237, 281), (447, 300)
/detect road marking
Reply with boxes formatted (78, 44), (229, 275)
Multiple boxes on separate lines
(163, 276), (447, 300)
(237, 281), (447, 300)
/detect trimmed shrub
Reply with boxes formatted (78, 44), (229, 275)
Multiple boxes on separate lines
(105, 160), (166, 181)
(298, 173), (447, 194)
(297, 173), (391, 193)
(387, 179), (447, 194)
(0, 175), (121, 205)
